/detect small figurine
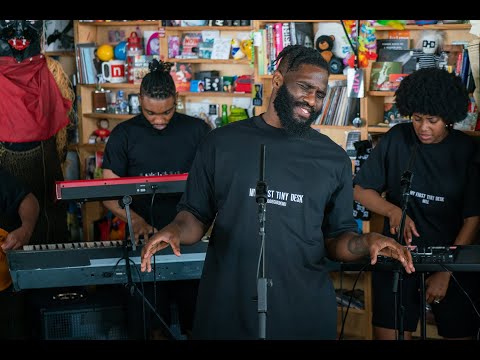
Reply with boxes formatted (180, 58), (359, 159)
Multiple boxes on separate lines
(413, 30), (446, 70)
(315, 34), (344, 74)
(90, 119), (110, 144)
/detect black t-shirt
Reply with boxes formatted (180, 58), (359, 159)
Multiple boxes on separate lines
(102, 112), (210, 229)
(179, 116), (358, 339)
(0, 167), (29, 232)
(353, 122), (480, 247)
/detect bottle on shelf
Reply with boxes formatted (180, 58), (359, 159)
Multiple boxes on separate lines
(221, 104), (229, 126)
(208, 104), (221, 128)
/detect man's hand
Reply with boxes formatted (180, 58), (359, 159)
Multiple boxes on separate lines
(1, 226), (32, 251)
(425, 271), (451, 304)
(141, 223), (182, 273)
(131, 213), (158, 244)
(367, 233), (415, 274)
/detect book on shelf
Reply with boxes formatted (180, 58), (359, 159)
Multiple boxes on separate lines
(198, 30), (219, 59)
(289, 22), (314, 48)
(127, 54), (160, 84)
(345, 130), (361, 159)
(376, 38), (409, 50)
(85, 151), (104, 180)
(143, 31), (160, 56)
(384, 102), (401, 124)
(265, 23), (276, 74)
(198, 40), (214, 59)
(273, 22), (284, 58)
(168, 36), (181, 58)
(180, 32), (202, 59)
(335, 289), (365, 310)
(211, 38), (231, 60)
(387, 30), (410, 40)
(377, 49), (416, 74)
(180, 20), (208, 26)
(369, 61), (403, 91)
(75, 42), (99, 84)
(189, 80), (205, 92)
(442, 44), (465, 74)
(388, 73), (409, 92)
(170, 62), (193, 92)
(315, 79), (351, 126)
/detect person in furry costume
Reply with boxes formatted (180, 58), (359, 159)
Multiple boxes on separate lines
(0, 20), (75, 245)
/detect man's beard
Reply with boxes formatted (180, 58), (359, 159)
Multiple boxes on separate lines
(273, 84), (322, 138)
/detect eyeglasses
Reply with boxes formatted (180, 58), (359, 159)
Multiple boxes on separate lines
(422, 40), (437, 48)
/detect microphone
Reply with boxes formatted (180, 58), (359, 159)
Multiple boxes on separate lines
(400, 143), (418, 201)
(256, 144), (268, 204)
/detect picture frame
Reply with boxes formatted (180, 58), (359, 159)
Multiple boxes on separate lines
(44, 20), (74, 52)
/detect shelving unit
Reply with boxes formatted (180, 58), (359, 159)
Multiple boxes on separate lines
(363, 22), (476, 131)
(73, 20), (254, 240)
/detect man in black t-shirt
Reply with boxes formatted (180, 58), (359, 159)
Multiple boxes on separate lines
(102, 59), (210, 339)
(0, 166), (39, 339)
(140, 45), (415, 340)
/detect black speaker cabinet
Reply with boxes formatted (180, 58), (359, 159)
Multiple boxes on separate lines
(41, 304), (128, 340)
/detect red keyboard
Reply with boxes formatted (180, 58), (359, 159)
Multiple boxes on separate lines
(56, 173), (188, 201)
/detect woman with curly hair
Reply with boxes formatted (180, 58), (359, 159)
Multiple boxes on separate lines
(354, 67), (480, 339)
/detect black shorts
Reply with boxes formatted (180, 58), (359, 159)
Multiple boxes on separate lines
(372, 271), (480, 338)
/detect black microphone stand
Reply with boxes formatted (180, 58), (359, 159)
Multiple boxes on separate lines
(118, 195), (179, 340)
(255, 144), (272, 340)
(395, 170), (413, 340)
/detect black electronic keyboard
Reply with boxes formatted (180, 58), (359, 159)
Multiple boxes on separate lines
(335, 245), (480, 272)
(6, 240), (207, 291)
(55, 173), (188, 202)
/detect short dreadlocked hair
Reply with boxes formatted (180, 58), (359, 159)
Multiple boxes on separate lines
(395, 67), (469, 124)
(140, 59), (177, 100)
(275, 45), (329, 74)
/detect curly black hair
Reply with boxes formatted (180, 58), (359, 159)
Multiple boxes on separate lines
(275, 44), (329, 74)
(140, 58), (176, 99)
(395, 67), (469, 124)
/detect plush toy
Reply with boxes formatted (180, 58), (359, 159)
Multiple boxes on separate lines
(315, 34), (344, 74)
(413, 30), (446, 69)
(0, 20), (74, 245)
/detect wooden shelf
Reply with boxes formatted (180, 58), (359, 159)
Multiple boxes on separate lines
(374, 24), (471, 31)
(83, 113), (134, 120)
(256, 20), (340, 24)
(368, 91), (396, 97)
(312, 124), (362, 131)
(258, 74), (346, 81)
(367, 126), (390, 133)
(45, 51), (75, 57)
(67, 143), (106, 151)
(463, 130), (480, 137)
(166, 58), (251, 65)
(78, 21), (159, 27)
(82, 83), (140, 90)
(165, 26), (252, 31)
(180, 91), (251, 98)
(337, 307), (366, 315)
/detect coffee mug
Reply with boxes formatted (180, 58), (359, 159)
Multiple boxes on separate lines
(102, 60), (126, 83)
